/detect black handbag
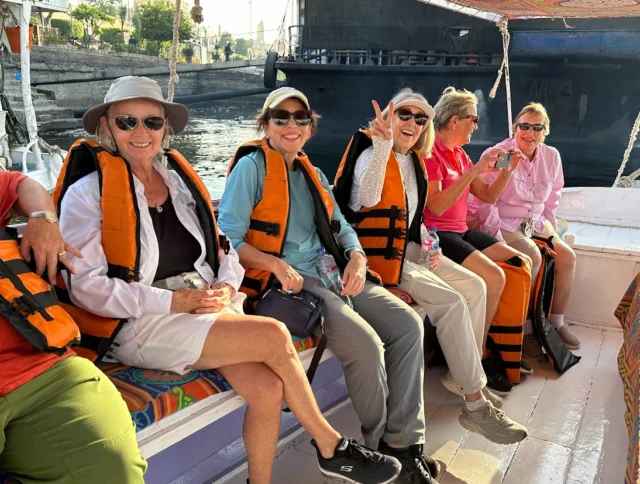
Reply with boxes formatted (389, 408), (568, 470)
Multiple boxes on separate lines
(254, 287), (327, 388)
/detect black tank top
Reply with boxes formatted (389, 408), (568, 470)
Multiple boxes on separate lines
(149, 197), (202, 282)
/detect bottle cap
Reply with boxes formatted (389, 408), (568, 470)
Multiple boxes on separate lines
(316, 248), (326, 254)
(428, 227), (437, 232)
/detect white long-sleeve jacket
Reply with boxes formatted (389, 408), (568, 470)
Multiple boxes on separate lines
(59, 158), (245, 320)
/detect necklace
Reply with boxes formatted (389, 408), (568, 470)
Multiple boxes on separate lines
(155, 204), (163, 213)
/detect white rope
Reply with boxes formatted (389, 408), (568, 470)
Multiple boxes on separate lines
(489, 17), (513, 137)
(167, 0), (181, 102)
(613, 108), (640, 187)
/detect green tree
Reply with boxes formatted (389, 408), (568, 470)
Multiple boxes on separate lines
(234, 38), (252, 57)
(51, 18), (84, 41)
(137, 0), (194, 55)
(118, 3), (128, 33)
(71, 4), (114, 47)
(219, 31), (233, 48)
(100, 27), (120, 46)
(85, 0), (119, 18)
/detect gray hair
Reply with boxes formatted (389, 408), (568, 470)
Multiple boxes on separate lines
(433, 86), (478, 131)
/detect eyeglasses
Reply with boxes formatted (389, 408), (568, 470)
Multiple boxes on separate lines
(112, 115), (166, 131)
(269, 109), (313, 127)
(396, 108), (430, 126)
(460, 114), (480, 124)
(517, 122), (546, 132)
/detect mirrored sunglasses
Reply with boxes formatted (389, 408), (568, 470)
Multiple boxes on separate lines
(113, 115), (166, 131)
(269, 109), (313, 127)
(396, 108), (430, 126)
(518, 122), (546, 132)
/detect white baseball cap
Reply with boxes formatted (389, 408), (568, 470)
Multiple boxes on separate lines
(262, 87), (311, 112)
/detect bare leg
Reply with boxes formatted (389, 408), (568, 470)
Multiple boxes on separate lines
(216, 363), (283, 484)
(461, 250), (506, 354)
(549, 237), (576, 315)
(193, 314), (341, 458)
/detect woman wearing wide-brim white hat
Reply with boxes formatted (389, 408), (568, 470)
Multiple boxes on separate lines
(59, 77), (402, 484)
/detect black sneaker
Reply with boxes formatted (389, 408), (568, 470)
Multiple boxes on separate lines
(379, 441), (440, 479)
(520, 360), (533, 375)
(482, 358), (513, 396)
(377, 443), (436, 483)
(311, 437), (401, 484)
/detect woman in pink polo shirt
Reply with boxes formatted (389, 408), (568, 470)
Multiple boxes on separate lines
(470, 102), (580, 356)
(424, 86), (529, 342)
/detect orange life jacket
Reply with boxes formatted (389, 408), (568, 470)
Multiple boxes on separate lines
(0, 229), (80, 354)
(487, 256), (532, 384)
(52, 139), (227, 361)
(333, 130), (427, 286)
(227, 139), (361, 298)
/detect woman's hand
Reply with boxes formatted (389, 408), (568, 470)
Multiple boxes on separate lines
(170, 286), (234, 314)
(272, 258), (304, 294)
(475, 148), (506, 175)
(342, 250), (367, 297)
(371, 100), (394, 141)
(500, 149), (523, 177)
(428, 248), (442, 271)
(20, 218), (83, 284)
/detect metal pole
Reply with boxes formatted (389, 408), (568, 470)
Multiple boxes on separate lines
(19, 0), (44, 169)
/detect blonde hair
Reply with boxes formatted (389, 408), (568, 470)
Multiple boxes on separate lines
(433, 86), (478, 131)
(513, 102), (551, 138)
(373, 88), (435, 158)
(96, 105), (172, 155)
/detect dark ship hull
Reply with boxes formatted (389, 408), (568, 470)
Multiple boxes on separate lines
(275, 0), (640, 187)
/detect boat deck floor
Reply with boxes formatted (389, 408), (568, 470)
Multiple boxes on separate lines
(218, 324), (627, 484)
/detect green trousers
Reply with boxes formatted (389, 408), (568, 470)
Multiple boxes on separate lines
(0, 356), (146, 483)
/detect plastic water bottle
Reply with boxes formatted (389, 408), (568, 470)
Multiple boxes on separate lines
(315, 248), (353, 308)
(419, 225), (440, 271)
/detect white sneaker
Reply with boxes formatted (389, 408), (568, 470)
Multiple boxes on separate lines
(459, 401), (528, 445)
(440, 372), (464, 396)
(482, 387), (503, 409)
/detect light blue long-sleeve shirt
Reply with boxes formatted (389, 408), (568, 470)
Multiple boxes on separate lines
(217, 150), (363, 278)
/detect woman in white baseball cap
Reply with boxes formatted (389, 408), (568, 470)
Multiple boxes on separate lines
(57, 77), (402, 484)
(219, 86), (434, 482)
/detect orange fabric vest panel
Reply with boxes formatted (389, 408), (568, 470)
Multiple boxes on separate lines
(228, 139), (336, 297)
(0, 231), (80, 354)
(488, 257), (532, 384)
(53, 140), (220, 360)
(334, 130), (426, 286)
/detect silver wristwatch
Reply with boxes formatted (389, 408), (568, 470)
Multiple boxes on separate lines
(29, 210), (58, 223)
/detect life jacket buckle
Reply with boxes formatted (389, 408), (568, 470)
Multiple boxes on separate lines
(330, 220), (341, 234)
(13, 294), (41, 316)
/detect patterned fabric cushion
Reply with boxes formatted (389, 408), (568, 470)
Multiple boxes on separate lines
(100, 335), (319, 432)
(386, 287), (418, 307)
(615, 272), (640, 484)
(556, 217), (569, 239)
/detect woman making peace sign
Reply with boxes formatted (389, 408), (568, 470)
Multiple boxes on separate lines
(334, 88), (527, 457)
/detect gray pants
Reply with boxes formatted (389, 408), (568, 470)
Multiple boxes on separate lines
(303, 276), (425, 449)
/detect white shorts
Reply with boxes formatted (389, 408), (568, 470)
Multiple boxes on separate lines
(110, 298), (244, 374)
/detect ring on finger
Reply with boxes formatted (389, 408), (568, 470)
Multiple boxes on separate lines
(57, 250), (67, 257)
(286, 288), (294, 295)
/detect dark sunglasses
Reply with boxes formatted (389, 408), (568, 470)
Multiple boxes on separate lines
(113, 115), (166, 131)
(269, 109), (313, 127)
(517, 122), (546, 132)
(396, 108), (430, 126)
(460, 114), (480, 124)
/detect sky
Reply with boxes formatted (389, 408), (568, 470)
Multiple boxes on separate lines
(70, 0), (295, 44)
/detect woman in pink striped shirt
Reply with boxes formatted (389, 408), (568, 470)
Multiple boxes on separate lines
(470, 103), (580, 356)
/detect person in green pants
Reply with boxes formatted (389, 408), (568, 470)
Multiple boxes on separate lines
(0, 171), (146, 483)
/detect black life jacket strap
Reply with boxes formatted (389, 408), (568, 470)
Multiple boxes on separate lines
(106, 263), (139, 282)
(355, 227), (407, 239)
(249, 219), (281, 236)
